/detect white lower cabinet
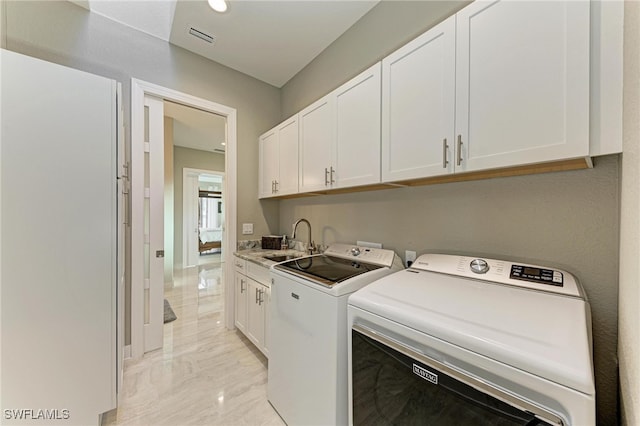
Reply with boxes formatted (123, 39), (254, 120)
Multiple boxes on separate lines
(247, 278), (268, 354)
(234, 255), (269, 357)
(234, 265), (248, 333)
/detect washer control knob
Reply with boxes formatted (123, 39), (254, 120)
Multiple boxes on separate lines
(351, 247), (361, 256)
(470, 259), (490, 274)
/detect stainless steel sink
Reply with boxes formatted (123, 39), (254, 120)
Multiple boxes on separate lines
(264, 254), (300, 262)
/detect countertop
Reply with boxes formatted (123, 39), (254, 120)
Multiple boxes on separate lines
(233, 248), (308, 268)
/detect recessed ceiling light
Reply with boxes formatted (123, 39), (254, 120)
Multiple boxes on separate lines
(221, 142), (226, 146)
(208, 0), (227, 13)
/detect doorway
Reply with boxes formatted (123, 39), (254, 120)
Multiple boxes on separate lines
(182, 169), (225, 268)
(130, 79), (237, 359)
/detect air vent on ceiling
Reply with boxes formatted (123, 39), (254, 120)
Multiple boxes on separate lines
(188, 26), (215, 44)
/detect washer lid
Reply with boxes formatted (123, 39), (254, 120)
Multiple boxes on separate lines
(349, 265), (595, 395)
(273, 254), (383, 287)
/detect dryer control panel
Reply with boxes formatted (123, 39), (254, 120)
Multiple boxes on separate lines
(510, 264), (563, 286)
(411, 254), (582, 298)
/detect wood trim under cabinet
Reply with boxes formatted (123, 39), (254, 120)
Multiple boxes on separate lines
(268, 157), (593, 199)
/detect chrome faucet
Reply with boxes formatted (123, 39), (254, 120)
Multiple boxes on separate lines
(291, 218), (314, 254)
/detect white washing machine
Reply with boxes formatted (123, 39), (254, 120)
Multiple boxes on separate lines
(348, 254), (595, 426)
(268, 243), (404, 426)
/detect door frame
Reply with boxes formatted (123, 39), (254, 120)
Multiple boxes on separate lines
(183, 168), (225, 268)
(131, 78), (237, 359)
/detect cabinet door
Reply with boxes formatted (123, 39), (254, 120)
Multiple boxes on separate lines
(334, 62), (382, 188)
(455, 0), (589, 172)
(234, 272), (248, 332)
(263, 285), (271, 358)
(247, 279), (266, 351)
(258, 128), (279, 198)
(381, 16), (456, 182)
(277, 116), (299, 196)
(299, 95), (335, 192)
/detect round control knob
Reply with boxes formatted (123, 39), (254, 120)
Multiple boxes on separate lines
(470, 259), (489, 274)
(351, 247), (361, 256)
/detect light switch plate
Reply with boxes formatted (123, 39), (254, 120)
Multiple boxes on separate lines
(242, 223), (254, 235)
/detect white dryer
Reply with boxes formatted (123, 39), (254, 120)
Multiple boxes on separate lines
(347, 254), (595, 425)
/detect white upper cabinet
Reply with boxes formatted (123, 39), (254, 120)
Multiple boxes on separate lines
(276, 116), (299, 195)
(259, 128), (278, 198)
(382, 0), (590, 181)
(299, 95), (335, 192)
(382, 16), (456, 182)
(455, 0), (590, 172)
(299, 62), (382, 192)
(334, 62), (382, 188)
(259, 115), (299, 198)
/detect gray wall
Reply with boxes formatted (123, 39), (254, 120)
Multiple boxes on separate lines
(280, 2), (621, 424)
(619, 1), (640, 425)
(173, 146), (225, 267)
(281, 0), (470, 117)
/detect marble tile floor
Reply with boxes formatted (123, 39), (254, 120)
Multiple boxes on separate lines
(103, 262), (285, 426)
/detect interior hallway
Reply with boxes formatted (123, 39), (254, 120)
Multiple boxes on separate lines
(103, 257), (285, 425)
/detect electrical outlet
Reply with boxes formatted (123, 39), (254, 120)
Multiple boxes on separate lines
(405, 250), (417, 267)
(242, 223), (254, 235)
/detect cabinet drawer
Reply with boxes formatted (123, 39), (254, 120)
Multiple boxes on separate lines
(234, 256), (246, 273)
(247, 261), (270, 285)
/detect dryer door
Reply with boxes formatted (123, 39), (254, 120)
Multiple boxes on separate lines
(351, 326), (562, 426)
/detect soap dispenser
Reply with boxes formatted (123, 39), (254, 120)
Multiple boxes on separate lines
(280, 235), (288, 250)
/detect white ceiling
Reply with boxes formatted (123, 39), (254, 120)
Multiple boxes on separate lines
(164, 101), (227, 154)
(85, 0), (379, 88)
(83, 0), (379, 152)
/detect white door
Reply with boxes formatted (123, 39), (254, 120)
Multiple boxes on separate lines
(299, 95), (335, 192)
(334, 62), (382, 188)
(143, 95), (165, 353)
(1, 49), (117, 424)
(455, 0), (590, 172)
(381, 16), (456, 182)
(116, 83), (126, 398)
(184, 172), (200, 267)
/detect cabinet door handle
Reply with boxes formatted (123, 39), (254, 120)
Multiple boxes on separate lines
(325, 167), (330, 186)
(330, 167), (335, 184)
(240, 279), (246, 293)
(258, 289), (264, 305)
(275, 180), (279, 193)
(456, 135), (463, 166)
(442, 138), (449, 169)
(255, 288), (260, 304)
